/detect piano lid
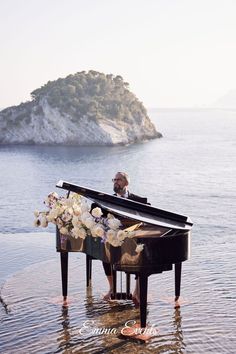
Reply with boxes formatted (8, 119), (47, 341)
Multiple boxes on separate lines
(56, 180), (193, 231)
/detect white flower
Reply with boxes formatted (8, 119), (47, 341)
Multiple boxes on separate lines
(77, 227), (86, 239)
(135, 244), (144, 253)
(47, 209), (59, 221)
(35, 191), (137, 248)
(34, 218), (40, 227)
(49, 192), (59, 199)
(44, 192), (59, 207)
(58, 206), (67, 215)
(71, 193), (81, 202)
(117, 230), (126, 241)
(81, 200), (90, 212)
(73, 205), (82, 216)
(91, 225), (104, 238)
(47, 208), (59, 220)
(67, 207), (73, 214)
(81, 212), (92, 224)
(106, 230), (122, 247)
(91, 207), (103, 218)
(46, 214), (55, 222)
(34, 210), (40, 217)
(112, 239), (122, 247)
(64, 198), (74, 207)
(71, 228), (78, 238)
(95, 225), (104, 237)
(72, 215), (81, 227)
(71, 227), (81, 239)
(41, 216), (48, 228)
(106, 229), (119, 246)
(108, 218), (121, 230)
(60, 227), (69, 235)
(61, 210), (73, 222)
(106, 229), (117, 240)
(84, 217), (95, 229)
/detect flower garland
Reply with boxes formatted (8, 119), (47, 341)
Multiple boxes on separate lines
(34, 192), (144, 253)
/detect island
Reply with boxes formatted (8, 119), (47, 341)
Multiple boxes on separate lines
(0, 70), (162, 145)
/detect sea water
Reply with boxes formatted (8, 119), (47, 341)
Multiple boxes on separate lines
(0, 108), (235, 353)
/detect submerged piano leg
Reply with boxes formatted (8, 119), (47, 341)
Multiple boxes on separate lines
(86, 255), (92, 287)
(111, 269), (117, 298)
(60, 252), (68, 302)
(139, 273), (148, 328)
(126, 273), (131, 298)
(175, 262), (182, 302)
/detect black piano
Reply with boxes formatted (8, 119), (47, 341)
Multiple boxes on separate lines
(56, 180), (193, 328)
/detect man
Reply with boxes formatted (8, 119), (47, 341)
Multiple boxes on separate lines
(103, 171), (149, 305)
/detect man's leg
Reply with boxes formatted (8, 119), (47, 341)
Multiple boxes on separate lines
(102, 262), (113, 300)
(132, 275), (140, 305)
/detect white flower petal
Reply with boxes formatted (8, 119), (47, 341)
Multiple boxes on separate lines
(135, 244), (144, 253)
(91, 207), (103, 218)
(34, 210), (40, 217)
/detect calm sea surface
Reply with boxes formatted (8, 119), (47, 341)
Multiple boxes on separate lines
(0, 108), (235, 353)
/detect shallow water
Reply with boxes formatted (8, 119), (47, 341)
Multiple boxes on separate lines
(0, 109), (236, 353)
(1, 231), (235, 353)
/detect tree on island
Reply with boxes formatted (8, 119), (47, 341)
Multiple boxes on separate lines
(30, 70), (148, 123)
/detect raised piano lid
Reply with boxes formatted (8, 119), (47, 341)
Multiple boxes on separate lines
(56, 180), (193, 231)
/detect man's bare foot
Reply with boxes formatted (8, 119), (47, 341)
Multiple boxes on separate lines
(174, 296), (180, 308)
(103, 289), (112, 301)
(63, 296), (68, 307)
(132, 278), (140, 306)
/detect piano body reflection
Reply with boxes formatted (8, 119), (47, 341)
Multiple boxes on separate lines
(56, 180), (193, 328)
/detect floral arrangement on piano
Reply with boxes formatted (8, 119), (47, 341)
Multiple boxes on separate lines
(34, 192), (144, 253)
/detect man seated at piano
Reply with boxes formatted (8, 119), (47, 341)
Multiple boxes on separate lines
(102, 171), (149, 305)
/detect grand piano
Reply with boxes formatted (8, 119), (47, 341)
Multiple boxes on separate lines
(56, 180), (193, 328)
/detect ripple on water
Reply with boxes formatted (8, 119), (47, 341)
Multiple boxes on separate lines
(0, 233), (236, 353)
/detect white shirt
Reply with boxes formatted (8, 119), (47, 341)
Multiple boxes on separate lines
(116, 191), (129, 198)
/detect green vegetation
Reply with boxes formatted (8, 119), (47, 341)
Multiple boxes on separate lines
(30, 70), (148, 122)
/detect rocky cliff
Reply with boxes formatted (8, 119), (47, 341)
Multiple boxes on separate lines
(0, 71), (162, 145)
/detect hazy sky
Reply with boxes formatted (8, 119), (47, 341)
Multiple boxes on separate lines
(1, 0), (236, 108)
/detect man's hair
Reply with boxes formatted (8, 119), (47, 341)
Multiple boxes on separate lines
(117, 172), (130, 185)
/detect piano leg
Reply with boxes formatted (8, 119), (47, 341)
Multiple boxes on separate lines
(60, 252), (68, 301)
(86, 255), (92, 287)
(126, 273), (130, 297)
(139, 273), (148, 328)
(175, 262), (182, 301)
(111, 269), (117, 297)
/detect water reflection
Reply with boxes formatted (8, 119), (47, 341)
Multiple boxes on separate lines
(171, 307), (185, 353)
(57, 305), (71, 352)
(55, 272), (186, 353)
(56, 284), (142, 353)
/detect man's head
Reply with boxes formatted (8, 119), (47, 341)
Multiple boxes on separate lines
(112, 172), (130, 195)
